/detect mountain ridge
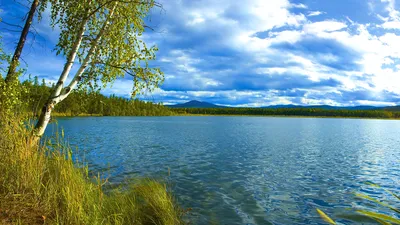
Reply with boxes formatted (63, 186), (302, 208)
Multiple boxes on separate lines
(168, 100), (400, 111)
(167, 100), (226, 108)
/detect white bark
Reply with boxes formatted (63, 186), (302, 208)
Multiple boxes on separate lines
(58, 2), (118, 102)
(51, 15), (88, 98)
(34, 3), (118, 139)
(34, 20), (87, 140)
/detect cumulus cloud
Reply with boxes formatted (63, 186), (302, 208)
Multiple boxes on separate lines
(140, 0), (400, 106)
(3, 0), (400, 106)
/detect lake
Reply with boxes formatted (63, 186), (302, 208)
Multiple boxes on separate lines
(45, 116), (400, 224)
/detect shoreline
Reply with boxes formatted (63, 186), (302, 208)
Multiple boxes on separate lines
(52, 113), (103, 117)
(175, 113), (400, 120)
(52, 113), (400, 120)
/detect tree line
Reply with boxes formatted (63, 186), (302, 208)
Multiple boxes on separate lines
(172, 107), (400, 119)
(21, 76), (173, 117)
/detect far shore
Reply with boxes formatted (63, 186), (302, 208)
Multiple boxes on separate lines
(51, 113), (103, 117)
(50, 112), (400, 120)
(176, 113), (400, 120)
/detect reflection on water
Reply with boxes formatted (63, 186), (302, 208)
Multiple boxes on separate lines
(46, 116), (400, 225)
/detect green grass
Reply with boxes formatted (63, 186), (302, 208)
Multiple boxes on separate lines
(0, 113), (184, 225)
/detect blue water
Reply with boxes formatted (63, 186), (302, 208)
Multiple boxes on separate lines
(46, 116), (400, 224)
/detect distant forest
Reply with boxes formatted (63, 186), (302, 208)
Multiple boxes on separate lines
(20, 76), (400, 119)
(22, 76), (173, 116)
(171, 107), (400, 119)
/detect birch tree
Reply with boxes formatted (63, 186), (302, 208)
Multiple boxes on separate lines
(34, 0), (163, 139)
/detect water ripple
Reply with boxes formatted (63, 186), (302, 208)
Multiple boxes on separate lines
(46, 116), (400, 224)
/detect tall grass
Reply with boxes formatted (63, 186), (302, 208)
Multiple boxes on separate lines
(0, 113), (184, 225)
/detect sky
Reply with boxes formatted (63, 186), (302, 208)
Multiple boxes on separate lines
(1, 0), (400, 107)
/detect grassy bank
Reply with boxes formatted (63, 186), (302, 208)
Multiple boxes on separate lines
(0, 114), (184, 225)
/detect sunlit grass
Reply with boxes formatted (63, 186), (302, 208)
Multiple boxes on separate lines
(0, 113), (184, 224)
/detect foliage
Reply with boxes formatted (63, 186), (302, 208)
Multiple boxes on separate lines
(0, 35), (28, 116)
(29, 0), (165, 138)
(21, 76), (173, 116)
(172, 107), (400, 119)
(49, 0), (163, 96)
(0, 111), (184, 225)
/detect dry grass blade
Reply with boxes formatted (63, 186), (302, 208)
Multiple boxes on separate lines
(316, 208), (336, 225)
(365, 182), (400, 202)
(374, 218), (393, 225)
(356, 193), (400, 214)
(357, 210), (400, 224)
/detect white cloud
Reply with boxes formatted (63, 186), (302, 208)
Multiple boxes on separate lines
(381, 20), (400, 28)
(102, 79), (134, 98)
(381, 0), (400, 20)
(79, 0), (400, 105)
(5, 0), (400, 106)
(377, 0), (400, 29)
(256, 67), (287, 75)
(307, 11), (325, 17)
(179, 0), (308, 53)
(290, 3), (308, 9)
(187, 12), (205, 26)
(303, 21), (347, 33)
(301, 98), (340, 106)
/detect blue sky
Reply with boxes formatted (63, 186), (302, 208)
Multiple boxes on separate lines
(1, 0), (400, 106)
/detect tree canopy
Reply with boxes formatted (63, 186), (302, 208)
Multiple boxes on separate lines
(33, 0), (164, 138)
(49, 0), (163, 97)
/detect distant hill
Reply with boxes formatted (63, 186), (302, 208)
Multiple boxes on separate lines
(168, 100), (394, 110)
(168, 100), (226, 108)
(384, 106), (400, 111)
(262, 105), (382, 110)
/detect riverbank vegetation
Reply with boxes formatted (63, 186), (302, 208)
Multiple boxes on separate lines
(0, 111), (184, 224)
(172, 107), (400, 119)
(0, 0), (184, 223)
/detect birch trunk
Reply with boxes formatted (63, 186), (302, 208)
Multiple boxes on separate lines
(33, 3), (117, 140)
(51, 9), (90, 98)
(5, 0), (39, 84)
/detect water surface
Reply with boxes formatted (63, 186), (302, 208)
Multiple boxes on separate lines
(46, 116), (400, 224)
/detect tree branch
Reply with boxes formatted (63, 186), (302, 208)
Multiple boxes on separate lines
(59, 2), (119, 102)
(84, 0), (162, 21)
(0, 21), (24, 29)
(5, 0), (39, 84)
